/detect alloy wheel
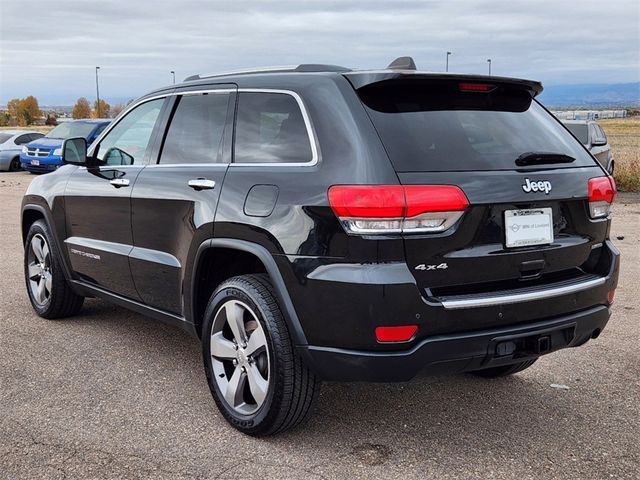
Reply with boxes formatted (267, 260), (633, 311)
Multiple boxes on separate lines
(27, 234), (52, 306)
(210, 300), (270, 415)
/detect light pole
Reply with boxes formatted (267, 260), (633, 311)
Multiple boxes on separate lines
(487, 59), (492, 75)
(95, 66), (101, 117)
(171, 70), (176, 84)
(446, 51), (452, 72)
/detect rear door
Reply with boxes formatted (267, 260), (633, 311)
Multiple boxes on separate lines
(355, 78), (608, 296)
(129, 86), (235, 315)
(63, 97), (168, 299)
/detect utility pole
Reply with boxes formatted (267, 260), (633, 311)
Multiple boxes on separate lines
(446, 51), (452, 72)
(487, 59), (492, 75)
(171, 70), (176, 84)
(95, 66), (101, 117)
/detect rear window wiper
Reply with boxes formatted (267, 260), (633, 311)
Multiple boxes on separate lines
(516, 152), (576, 166)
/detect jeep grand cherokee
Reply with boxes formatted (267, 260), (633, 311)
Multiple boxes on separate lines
(21, 58), (619, 435)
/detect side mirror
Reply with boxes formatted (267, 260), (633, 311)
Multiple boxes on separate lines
(62, 137), (87, 165)
(591, 138), (607, 147)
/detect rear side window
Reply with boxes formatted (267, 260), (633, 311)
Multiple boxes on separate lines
(14, 134), (32, 145)
(359, 81), (597, 172)
(234, 92), (313, 164)
(161, 93), (231, 164)
(564, 123), (589, 145)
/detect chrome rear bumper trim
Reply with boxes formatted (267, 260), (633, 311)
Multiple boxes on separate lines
(441, 277), (606, 310)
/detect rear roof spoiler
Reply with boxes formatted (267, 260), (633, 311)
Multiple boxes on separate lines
(343, 71), (543, 97)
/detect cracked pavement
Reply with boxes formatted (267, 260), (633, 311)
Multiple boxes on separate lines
(1, 172), (639, 479)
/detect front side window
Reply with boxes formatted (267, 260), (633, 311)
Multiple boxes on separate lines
(96, 99), (164, 165)
(160, 93), (231, 164)
(234, 92), (313, 164)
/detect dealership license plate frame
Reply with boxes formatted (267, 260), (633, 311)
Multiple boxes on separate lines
(31, 159), (40, 166)
(504, 208), (554, 248)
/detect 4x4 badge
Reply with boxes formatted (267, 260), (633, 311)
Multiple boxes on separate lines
(522, 178), (552, 194)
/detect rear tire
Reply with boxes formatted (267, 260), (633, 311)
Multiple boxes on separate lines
(469, 359), (537, 378)
(24, 220), (84, 319)
(202, 274), (320, 436)
(9, 156), (21, 172)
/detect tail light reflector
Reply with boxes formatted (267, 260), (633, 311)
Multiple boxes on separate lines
(588, 176), (616, 219)
(328, 185), (469, 235)
(375, 325), (418, 343)
(607, 289), (616, 305)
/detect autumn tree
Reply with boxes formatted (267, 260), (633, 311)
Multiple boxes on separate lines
(72, 97), (92, 119)
(110, 103), (125, 118)
(93, 99), (110, 118)
(6, 96), (41, 125)
(20, 96), (41, 125)
(7, 98), (22, 125)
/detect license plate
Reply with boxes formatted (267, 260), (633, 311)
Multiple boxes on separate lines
(31, 159), (40, 166)
(504, 208), (554, 248)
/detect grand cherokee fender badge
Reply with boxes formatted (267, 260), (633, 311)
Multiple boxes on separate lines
(522, 178), (552, 194)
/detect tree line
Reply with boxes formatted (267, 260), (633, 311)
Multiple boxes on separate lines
(1, 96), (127, 126)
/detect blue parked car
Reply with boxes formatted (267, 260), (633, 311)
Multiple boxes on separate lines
(20, 119), (110, 173)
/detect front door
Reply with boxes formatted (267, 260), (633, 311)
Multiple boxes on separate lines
(63, 97), (167, 299)
(129, 87), (235, 315)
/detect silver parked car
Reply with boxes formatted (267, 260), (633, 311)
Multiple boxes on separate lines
(0, 130), (45, 171)
(561, 120), (614, 174)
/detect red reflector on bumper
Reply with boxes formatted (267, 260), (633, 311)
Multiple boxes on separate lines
(375, 325), (418, 343)
(607, 289), (615, 305)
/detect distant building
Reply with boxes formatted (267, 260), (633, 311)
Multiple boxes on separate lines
(551, 110), (628, 120)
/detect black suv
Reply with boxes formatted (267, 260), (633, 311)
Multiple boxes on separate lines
(22, 58), (619, 436)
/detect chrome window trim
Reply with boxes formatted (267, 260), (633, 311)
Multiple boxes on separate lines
(440, 277), (606, 310)
(89, 88), (319, 168)
(230, 88), (319, 168)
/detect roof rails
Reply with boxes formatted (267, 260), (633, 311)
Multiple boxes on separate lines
(184, 64), (351, 82)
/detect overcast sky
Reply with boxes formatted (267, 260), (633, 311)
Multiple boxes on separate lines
(1, 0), (638, 105)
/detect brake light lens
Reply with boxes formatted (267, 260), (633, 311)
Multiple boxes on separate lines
(459, 82), (495, 92)
(328, 185), (469, 235)
(588, 176), (616, 219)
(375, 325), (418, 343)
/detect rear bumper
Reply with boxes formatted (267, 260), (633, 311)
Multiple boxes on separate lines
(300, 304), (610, 381)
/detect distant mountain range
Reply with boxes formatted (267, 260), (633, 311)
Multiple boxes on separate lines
(538, 82), (640, 108)
(2, 84), (639, 110)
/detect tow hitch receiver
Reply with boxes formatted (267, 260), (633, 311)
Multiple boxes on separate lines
(492, 325), (576, 359)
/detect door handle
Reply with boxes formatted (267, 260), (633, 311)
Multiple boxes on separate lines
(110, 178), (130, 188)
(188, 178), (216, 190)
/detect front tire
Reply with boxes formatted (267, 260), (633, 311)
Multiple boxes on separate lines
(469, 359), (538, 378)
(202, 274), (320, 436)
(24, 220), (84, 319)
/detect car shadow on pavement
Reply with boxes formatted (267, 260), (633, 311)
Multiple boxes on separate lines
(56, 298), (600, 468)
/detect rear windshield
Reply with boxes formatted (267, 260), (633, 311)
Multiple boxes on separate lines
(0, 133), (12, 144)
(564, 123), (589, 145)
(359, 82), (596, 172)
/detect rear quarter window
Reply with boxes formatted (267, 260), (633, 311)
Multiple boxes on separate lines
(234, 92), (313, 164)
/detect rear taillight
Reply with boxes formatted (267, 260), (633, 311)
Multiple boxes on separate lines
(328, 185), (469, 235)
(588, 176), (616, 219)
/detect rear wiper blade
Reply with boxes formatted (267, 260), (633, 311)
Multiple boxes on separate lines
(516, 152), (575, 166)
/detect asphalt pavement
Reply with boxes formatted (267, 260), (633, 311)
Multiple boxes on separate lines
(1, 171), (638, 479)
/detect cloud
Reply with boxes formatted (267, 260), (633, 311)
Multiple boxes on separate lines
(0, 0), (638, 104)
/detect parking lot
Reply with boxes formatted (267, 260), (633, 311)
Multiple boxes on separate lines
(0, 171), (638, 479)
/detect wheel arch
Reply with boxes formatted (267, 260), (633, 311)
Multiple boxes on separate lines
(190, 238), (308, 346)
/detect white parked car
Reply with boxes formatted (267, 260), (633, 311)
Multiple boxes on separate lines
(0, 130), (45, 171)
